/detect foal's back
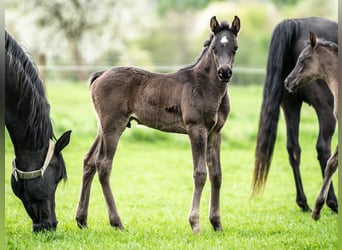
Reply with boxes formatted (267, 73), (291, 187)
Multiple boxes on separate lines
(90, 67), (192, 133)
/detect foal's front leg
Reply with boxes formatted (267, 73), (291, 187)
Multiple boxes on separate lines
(207, 132), (223, 231)
(188, 127), (208, 233)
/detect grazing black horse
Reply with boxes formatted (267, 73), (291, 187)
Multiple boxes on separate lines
(5, 30), (71, 232)
(252, 17), (338, 213)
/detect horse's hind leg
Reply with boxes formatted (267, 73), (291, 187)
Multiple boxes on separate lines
(96, 123), (127, 229)
(282, 100), (311, 211)
(76, 135), (100, 228)
(206, 132), (222, 231)
(312, 146), (338, 220)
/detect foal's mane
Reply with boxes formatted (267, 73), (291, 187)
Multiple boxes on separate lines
(180, 21), (231, 71)
(5, 31), (55, 150)
(315, 38), (338, 54)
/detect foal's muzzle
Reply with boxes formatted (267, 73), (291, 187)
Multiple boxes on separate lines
(217, 67), (232, 83)
(284, 78), (296, 93)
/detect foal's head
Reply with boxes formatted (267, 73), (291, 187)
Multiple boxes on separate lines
(284, 31), (338, 92)
(208, 16), (240, 83)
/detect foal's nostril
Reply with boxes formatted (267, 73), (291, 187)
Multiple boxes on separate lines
(217, 68), (232, 81)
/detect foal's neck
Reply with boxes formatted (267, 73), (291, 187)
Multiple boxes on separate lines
(320, 49), (338, 119)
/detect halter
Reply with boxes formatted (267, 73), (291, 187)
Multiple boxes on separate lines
(12, 140), (55, 181)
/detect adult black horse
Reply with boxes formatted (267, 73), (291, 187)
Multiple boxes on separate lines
(252, 17), (338, 213)
(5, 31), (71, 232)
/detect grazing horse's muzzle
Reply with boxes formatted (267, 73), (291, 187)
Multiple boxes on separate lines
(33, 220), (58, 232)
(217, 67), (232, 83)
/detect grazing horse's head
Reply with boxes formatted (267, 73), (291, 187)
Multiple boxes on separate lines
(208, 16), (240, 83)
(10, 132), (71, 232)
(5, 30), (72, 232)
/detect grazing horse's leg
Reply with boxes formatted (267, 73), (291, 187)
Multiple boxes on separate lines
(282, 99), (311, 211)
(76, 135), (100, 228)
(312, 146), (338, 220)
(188, 126), (208, 233)
(313, 104), (337, 212)
(206, 131), (222, 231)
(96, 124), (127, 230)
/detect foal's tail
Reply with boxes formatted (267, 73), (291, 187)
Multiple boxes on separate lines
(88, 70), (106, 86)
(251, 19), (298, 197)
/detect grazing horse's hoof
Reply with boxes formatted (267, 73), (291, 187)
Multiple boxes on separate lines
(297, 201), (311, 212)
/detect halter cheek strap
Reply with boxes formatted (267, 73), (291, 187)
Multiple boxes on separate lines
(12, 140), (55, 181)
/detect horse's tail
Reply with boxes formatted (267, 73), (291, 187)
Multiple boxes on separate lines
(88, 70), (106, 86)
(251, 19), (298, 197)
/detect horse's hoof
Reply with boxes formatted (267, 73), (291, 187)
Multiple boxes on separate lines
(110, 221), (124, 230)
(312, 210), (320, 220)
(326, 200), (338, 213)
(76, 219), (88, 229)
(297, 200), (311, 212)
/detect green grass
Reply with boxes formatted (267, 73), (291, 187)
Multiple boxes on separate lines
(5, 82), (338, 249)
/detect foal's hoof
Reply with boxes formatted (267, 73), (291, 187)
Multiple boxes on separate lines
(312, 210), (321, 221)
(110, 221), (124, 230)
(190, 223), (200, 234)
(76, 219), (88, 229)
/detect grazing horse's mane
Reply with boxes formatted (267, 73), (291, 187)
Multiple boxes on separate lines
(180, 21), (231, 71)
(5, 31), (54, 150)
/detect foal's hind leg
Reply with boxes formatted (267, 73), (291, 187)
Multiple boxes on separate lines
(96, 125), (127, 229)
(76, 135), (100, 228)
(312, 146), (338, 220)
(206, 132), (222, 231)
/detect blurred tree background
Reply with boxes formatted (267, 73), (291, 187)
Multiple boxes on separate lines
(5, 0), (337, 83)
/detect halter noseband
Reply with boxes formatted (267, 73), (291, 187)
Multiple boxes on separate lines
(12, 140), (55, 181)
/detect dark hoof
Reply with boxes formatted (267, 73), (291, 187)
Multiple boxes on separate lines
(76, 219), (88, 229)
(299, 204), (312, 212)
(210, 216), (223, 231)
(326, 200), (338, 213)
(110, 221), (124, 230)
(312, 210), (321, 220)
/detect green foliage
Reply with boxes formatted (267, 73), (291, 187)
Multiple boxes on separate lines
(5, 83), (338, 249)
(157, 0), (211, 16)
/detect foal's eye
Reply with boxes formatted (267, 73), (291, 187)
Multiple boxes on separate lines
(233, 47), (238, 55)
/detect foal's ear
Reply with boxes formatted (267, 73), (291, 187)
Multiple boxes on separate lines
(210, 16), (221, 34)
(231, 16), (240, 35)
(55, 130), (72, 153)
(309, 31), (317, 49)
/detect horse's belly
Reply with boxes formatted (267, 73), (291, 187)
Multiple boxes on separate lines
(132, 111), (186, 134)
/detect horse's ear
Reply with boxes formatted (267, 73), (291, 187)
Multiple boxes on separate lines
(231, 16), (240, 35)
(210, 16), (221, 34)
(309, 31), (317, 49)
(55, 130), (72, 153)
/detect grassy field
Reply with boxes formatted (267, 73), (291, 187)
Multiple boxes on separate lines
(5, 82), (338, 249)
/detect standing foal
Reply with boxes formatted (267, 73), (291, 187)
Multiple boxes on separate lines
(285, 31), (338, 220)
